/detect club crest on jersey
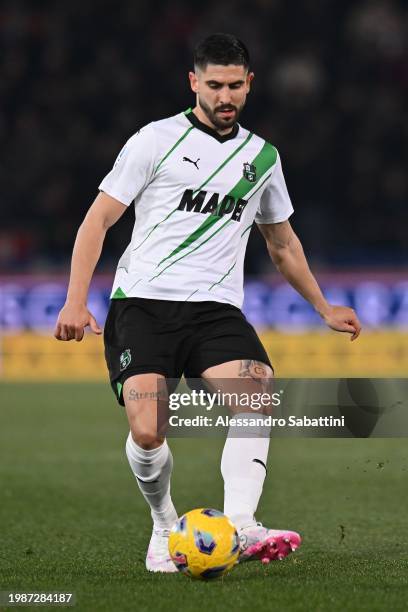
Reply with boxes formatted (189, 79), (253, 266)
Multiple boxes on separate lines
(243, 162), (256, 182)
(120, 349), (131, 371)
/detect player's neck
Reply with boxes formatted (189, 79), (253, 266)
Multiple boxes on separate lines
(192, 106), (234, 136)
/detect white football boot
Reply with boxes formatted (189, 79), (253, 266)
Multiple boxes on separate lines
(145, 527), (178, 573)
(238, 522), (301, 564)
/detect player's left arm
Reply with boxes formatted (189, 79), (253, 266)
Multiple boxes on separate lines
(257, 220), (362, 341)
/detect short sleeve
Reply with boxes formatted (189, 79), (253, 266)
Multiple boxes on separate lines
(255, 150), (294, 224)
(98, 124), (156, 206)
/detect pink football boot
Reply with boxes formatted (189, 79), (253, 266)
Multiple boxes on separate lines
(238, 524), (301, 564)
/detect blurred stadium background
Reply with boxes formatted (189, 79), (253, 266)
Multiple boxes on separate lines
(1, 0), (407, 380)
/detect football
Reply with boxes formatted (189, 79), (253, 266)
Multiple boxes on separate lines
(168, 508), (240, 580)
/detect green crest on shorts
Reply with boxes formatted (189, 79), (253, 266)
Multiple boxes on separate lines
(120, 349), (131, 371)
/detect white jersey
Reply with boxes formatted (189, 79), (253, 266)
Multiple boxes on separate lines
(99, 109), (293, 308)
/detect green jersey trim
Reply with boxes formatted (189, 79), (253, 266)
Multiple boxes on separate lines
(226, 141), (277, 200)
(153, 125), (194, 175)
(209, 262), (236, 291)
(149, 218), (232, 282)
(157, 140), (277, 266)
(185, 289), (199, 300)
(133, 128), (253, 255)
(193, 132), (253, 194)
(112, 287), (127, 299)
(209, 223), (253, 291)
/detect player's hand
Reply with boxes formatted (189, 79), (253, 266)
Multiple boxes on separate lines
(319, 304), (362, 341)
(54, 303), (102, 342)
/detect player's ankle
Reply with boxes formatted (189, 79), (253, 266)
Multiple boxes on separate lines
(231, 514), (258, 530)
(151, 502), (178, 530)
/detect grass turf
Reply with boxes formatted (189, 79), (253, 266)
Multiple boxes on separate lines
(0, 383), (407, 612)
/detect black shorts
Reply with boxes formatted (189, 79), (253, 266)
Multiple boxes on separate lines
(103, 297), (272, 405)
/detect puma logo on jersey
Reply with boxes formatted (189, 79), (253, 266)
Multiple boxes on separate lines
(183, 156), (200, 169)
(178, 189), (247, 222)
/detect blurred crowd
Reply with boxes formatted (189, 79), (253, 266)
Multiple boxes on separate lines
(1, 0), (407, 274)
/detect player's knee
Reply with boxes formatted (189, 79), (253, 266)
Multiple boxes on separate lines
(130, 427), (163, 450)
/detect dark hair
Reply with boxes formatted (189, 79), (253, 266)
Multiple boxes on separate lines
(194, 33), (250, 70)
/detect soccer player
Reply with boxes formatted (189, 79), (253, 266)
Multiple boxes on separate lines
(55, 33), (361, 571)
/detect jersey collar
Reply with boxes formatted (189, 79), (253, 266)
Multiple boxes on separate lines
(184, 108), (239, 143)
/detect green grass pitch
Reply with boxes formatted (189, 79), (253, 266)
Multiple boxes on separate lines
(1, 383), (407, 611)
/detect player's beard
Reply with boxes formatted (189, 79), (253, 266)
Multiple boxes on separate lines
(198, 96), (244, 131)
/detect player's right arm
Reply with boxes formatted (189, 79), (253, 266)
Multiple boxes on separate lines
(54, 192), (127, 341)
(55, 124), (157, 342)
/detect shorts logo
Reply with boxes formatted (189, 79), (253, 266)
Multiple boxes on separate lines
(120, 349), (132, 371)
(243, 162), (256, 182)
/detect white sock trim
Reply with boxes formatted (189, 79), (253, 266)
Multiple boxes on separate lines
(229, 412), (271, 437)
(126, 433), (168, 460)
